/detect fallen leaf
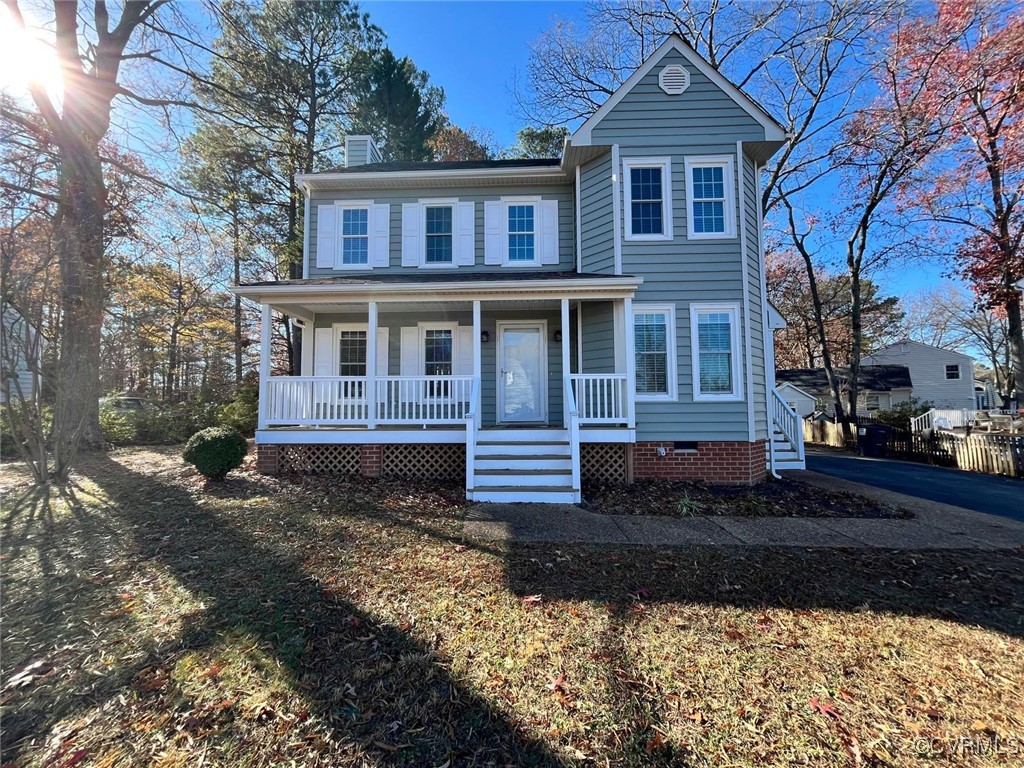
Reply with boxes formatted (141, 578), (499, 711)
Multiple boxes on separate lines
(810, 696), (842, 721)
(645, 731), (666, 755)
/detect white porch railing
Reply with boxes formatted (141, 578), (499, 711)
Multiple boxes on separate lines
(465, 377), (481, 495)
(769, 387), (804, 474)
(569, 374), (628, 424)
(262, 375), (474, 427)
(910, 408), (975, 432)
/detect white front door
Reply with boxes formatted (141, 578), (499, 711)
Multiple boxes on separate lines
(497, 322), (547, 423)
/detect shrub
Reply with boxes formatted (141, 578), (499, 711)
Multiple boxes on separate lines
(868, 398), (932, 431)
(218, 393), (258, 437)
(182, 426), (247, 480)
(99, 404), (138, 444)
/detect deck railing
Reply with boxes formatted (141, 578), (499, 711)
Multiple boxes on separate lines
(262, 375), (473, 427)
(563, 376), (581, 500)
(769, 387), (804, 472)
(569, 374), (628, 424)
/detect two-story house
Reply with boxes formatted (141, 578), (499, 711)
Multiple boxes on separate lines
(232, 36), (805, 502)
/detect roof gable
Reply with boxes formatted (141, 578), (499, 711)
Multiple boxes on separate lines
(572, 35), (786, 146)
(776, 365), (913, 393)
(866, 339), (974, 362)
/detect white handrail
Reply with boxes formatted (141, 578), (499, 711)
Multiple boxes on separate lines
(769, 388), (804, 471)
(564, 376), (581, 500)
(465, 377), (480, 495)
(569, 374), (628, 424)
(375, 375), (473, 425)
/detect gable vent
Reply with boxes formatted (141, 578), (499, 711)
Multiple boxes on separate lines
(658, 64), (690, 95)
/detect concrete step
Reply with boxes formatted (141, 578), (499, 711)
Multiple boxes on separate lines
(472, 486), (579, 503)
(474, 470), (571, 487)
(475, 456), (573, 471)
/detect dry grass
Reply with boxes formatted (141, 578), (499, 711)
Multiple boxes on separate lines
(1, 446), (1022, 767)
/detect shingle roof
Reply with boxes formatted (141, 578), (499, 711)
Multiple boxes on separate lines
(776, 365), (913, 393)
(238, 271), (630, 288)
(315, 158), (562, 175)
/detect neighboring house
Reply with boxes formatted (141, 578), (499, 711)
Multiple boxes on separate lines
(0, 306), (41, 405)
(775, 382), (817, 418)
(775, 366), (914, 417)
(862, 339), (974, 410)
(233, 35), (805, 502)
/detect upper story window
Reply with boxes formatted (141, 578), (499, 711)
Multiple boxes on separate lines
(507, 204), (536, 262)
(424, 205), (453, 264)
(340, 207), (369, 265)
(945, 364), (961, 380)
(623, 157), (672, 241)
(633, 303), (677, 401)
(684, 156), (736, 239)
(690, 303), (742, 401)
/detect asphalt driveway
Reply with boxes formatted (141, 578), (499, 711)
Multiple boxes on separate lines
(805, 451), (1024, 523)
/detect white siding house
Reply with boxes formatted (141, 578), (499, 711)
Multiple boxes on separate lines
(776, 382), (816, 417)
(862, 340), (974, 410)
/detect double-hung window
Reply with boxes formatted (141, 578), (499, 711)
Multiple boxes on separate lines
(684, 156), (736, 239)
(424, 205), (453, 264)
(337, 331), (367, 376)
(690, 303), (742, 401)
(633, 304), (677, 400)
(340, 206), (370, 265)
(507, 204), (536, 262)
(945, 364), (961, 380)
(422, 326), (454, 398)
(623, 157), (672, 241)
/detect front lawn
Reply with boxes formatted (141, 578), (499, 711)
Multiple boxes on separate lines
(2, 448), (1022, 766)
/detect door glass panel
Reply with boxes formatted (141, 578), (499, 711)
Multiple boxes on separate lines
(501, 327), (542, 421)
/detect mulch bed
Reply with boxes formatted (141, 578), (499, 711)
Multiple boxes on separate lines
(583, 477), (913, 519)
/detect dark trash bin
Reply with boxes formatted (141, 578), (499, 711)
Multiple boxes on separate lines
(857, 424), (893, 458)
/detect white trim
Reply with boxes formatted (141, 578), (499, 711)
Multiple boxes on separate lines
(571, 35), (786, 145)
(257, 429), (467, 445)
(418, 198), (459, 268)
(575, 165), (582, 273)
(579, 428), (636, 443)
(611, 144), (623, 274)
(684, 156), (737, 240)
(496, 320), (549, 423)
(632, 302), (678, 402)
(738, 144), (755, 440)
(297, 165), (566, 189)
(334, 200), (376, 270)
(776, 381), (816, 401)
(757, 163), (778, 395)
(330, 322), (389, 377)
(500, 196), (542, 267)
(561, 299), (571, 424)
(259, 304), (272, 430)
(576, 301), (583, 373)
(302, 193), (311, 279)
(622, 156), (673, 241)
(690, 302), (744, 402)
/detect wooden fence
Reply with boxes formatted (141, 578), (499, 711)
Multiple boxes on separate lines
(803, 420), (1024, 478)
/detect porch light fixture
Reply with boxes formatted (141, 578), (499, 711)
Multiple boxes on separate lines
(480, 330), (490, 343)
(553, 329), (562, 342)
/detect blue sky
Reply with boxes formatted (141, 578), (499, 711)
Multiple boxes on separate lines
(364, 0), (586, 148)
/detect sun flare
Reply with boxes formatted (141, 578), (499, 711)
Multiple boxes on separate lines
(0, 5), (64, 108)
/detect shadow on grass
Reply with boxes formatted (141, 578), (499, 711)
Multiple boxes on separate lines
(502, 542), (1024, 641)
(1, 454), (562, 767)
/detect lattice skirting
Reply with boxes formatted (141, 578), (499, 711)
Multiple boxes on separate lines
(382, 444), (466, 480)
(581, 443), (627, 483)
(278, 444), (361, 474)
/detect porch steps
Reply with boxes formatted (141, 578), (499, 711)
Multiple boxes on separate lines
(471, 428), (579, 503)
(770, 429), (805, 471)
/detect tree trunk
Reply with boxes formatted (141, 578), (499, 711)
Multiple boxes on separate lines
(51, 139), (106, 480)
(232, 208), (243, 386)
(1006, 291), (1024, 407)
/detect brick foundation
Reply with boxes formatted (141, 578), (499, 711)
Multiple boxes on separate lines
(359, 444), (383, 477)
(256, 444), (280, 474)
(630, 440), (767, 485)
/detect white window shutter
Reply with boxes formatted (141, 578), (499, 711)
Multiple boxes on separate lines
(371, 204), (390, 268)
(313, 327), (334, 376)
(400, 326), (418, 375)
(456, 326), (474, 374)
(539, 199), (559, 265)
(376, 328), (389, 375)
(455, 201), (475, 266)
(316, 204), (338, 269)
(484, 201), (503, 265)
(401, 203), (420, 267)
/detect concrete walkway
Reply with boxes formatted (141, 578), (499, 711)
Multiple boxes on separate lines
(464, 471), (1024, 550)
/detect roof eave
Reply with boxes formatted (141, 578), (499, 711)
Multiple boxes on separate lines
(296, 164), (570, 191)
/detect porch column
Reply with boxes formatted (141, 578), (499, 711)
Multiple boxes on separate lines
(623, 297), (636, 428)
(561, 298), (571, 425)
(366, 301), (378, 429)
(472, 300), (482, 387)
(258, 303), (271, 430)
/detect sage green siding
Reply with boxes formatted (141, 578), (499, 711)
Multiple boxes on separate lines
(579, 154), (615, 274)
(583, 47), (771, 442)
(307, 183), (575, 278)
